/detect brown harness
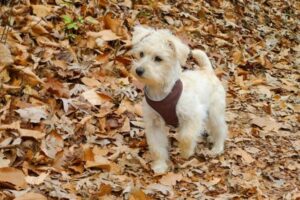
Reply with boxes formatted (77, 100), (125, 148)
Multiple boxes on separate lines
(145, 80), (183, 128)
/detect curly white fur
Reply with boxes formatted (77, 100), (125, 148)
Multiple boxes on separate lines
(131, 26), (227, 174)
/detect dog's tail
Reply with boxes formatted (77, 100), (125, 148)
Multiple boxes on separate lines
(191, 49), (214, 72)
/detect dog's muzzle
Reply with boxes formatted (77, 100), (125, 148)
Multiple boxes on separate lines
(136, 67), (145, 76)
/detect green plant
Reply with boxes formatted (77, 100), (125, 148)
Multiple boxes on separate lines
(62, 15), (84, 31)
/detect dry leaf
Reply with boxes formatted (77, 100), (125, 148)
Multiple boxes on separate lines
(14, 192), (47, 200)
(41, 131), (64, 158)
(251, 116), (281, 132)
(145, 183), (173, 196)
(0, 155), (10, 168)
(25, 172), (49, 185)
(13, 66), (43, 83)
(159, 172), (183, 186)
(15, 106), (48, 123)
(233, 147), (255, 164)
(32, 5), (52, 17)
(19, 128), (45, 139)
(0, 43), (13, 66)
(81, 89), (111, 106)
(81, 77), (101, 87)
(0, 121), (21, 130)
(0, 167), (27, 190)
(87, 30), (121, 41)
(85, 157), (111, 170)
(129, 188), (150, 200)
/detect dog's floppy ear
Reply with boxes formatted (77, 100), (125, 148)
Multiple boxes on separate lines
(132, 25), (153, 46)
(167, 34), (190, 66)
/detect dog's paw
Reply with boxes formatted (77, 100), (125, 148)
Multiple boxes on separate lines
(209, 145), (224, 156)
(180, 149), (194, 159)
(152, 160), (168, 174)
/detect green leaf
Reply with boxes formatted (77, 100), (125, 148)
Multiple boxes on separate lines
(78, 16), (84, 24)
(62, 15), (73, 24)
(67, 22), (78, 30)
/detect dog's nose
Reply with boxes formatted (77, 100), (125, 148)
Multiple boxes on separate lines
(135, 67), (145, 76)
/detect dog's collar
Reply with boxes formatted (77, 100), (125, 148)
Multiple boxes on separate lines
(144, 79), (183, 128)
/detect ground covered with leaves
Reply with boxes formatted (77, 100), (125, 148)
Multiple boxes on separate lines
(0, 0), (299, 199)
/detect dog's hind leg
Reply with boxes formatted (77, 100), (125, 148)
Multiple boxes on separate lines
(207, 99), (227, 155)
(178, 114), (206, 159)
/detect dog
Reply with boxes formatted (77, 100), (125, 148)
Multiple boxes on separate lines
(130, 26), (227, 174)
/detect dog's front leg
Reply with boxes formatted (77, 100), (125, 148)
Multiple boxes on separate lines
(144, 117), (169, 174)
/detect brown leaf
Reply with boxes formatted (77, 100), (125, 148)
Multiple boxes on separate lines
(103, 13), (127, 37)
(233, 147), (255, 164)
(25, 172), (49, 185)
(19, 128), (45, 139)
(81, 77), (101, 87)
(15, 106), (48, 123)
(41, 131), (64, 159)
(98, 183), (112, 196)
(0, 121), (21, 130)
(129, 189), (151, 200)
(32, 5), (52, 17)
(85, 157), (111, 170)
(44, 78), (69, 98)
(159, 172), (183, 186)
(0, 43), (13, 66)
(0, 167), (27, 190)
(251, 116), (281, 132)
(81, 89), (113, 106)
(13, 66), (43, 83)
(87, 30), (121, 41)
(14, 192), (47, 200)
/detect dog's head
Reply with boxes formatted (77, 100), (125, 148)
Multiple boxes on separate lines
(130, 26), (190, 86)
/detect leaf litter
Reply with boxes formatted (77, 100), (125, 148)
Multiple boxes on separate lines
(0, 0), (299, 199)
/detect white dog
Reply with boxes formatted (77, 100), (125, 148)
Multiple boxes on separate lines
(131, 26), (227, 174)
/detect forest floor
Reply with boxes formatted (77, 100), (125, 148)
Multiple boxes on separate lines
(0, 0), (299, 199)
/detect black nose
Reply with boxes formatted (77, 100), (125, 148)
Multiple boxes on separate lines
(135, 67), (145, 76)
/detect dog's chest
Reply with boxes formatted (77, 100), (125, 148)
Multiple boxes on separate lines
(145, 80), (183, 128)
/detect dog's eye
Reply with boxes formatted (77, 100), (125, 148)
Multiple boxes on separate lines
(154, 56), (162, 62)
(140, 52), (144, 58)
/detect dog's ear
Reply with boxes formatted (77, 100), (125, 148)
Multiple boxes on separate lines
(167, 35), (190, 66)
(132, 26), (153, 46)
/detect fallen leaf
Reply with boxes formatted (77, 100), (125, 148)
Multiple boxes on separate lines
(0, 155), (10, 168)
(41, 131), (64, 159)
(0, 121), (21, 130)
(103, 13), (128, 37)
(85, 157), (111, 170)
(98, 183), (112, 196)
(81, 89), (112, 106)
(233, 147), (255, 164)
(25, 172), (49, 185)
(13, 66), (43, 83)
(159, 172), (183, 186)
(0, 43), (13, 66)
(81, 77), (101, 87)
(201, 177), (221, 188)
(0, 167), (27, 190)
(251, 116), (281, 132)
(87, 30), (121, 41)
(14, 192), (47, 200)
(15, 106), (48, 123)
(129, 188), (150, 200)
(19, 128), (45, 139)
(32, 5), (52, 17)
(145, 183), (173, 196)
